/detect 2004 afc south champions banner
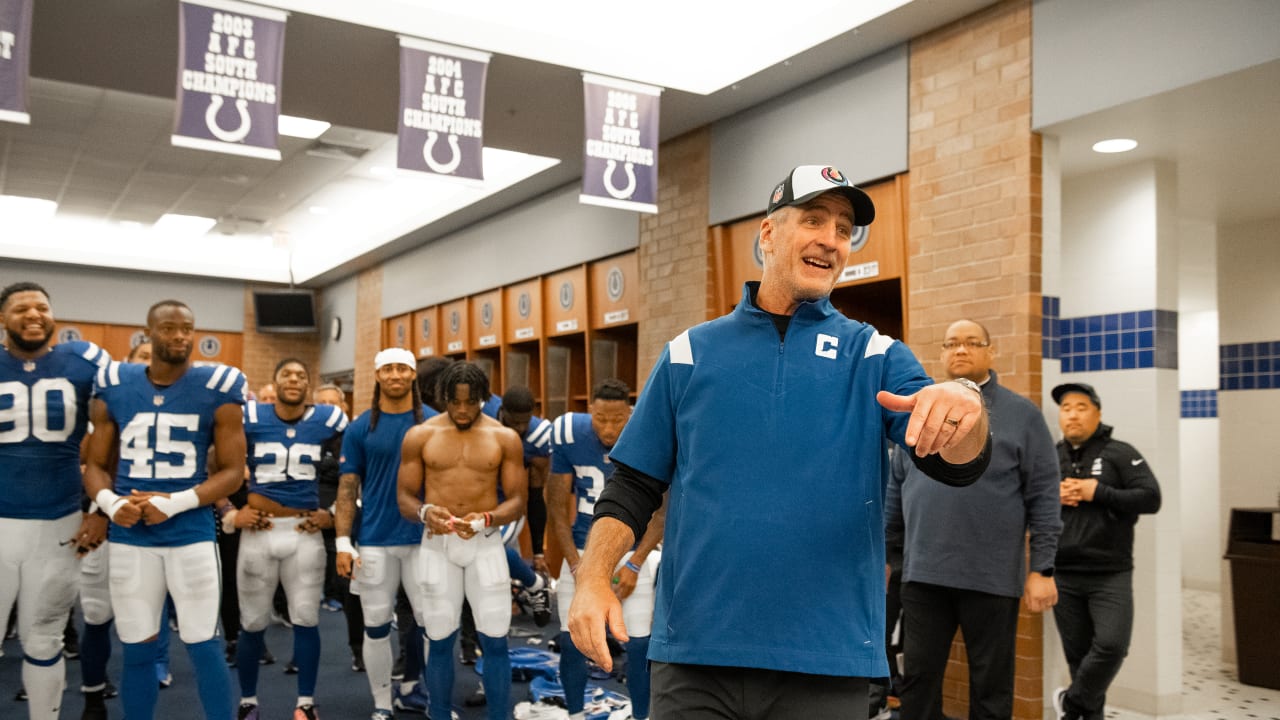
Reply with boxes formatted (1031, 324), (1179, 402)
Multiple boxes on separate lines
(398, 37), (490, 180)
(0, 0), (33, 125)
(172, 0), (286, 160)
(580, 74), (661, 214)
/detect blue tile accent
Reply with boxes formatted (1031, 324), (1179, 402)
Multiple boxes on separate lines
(1058, 308), (1178, 374)
(1219, 340), (1280, 392)
(1180, 389), (1218, 418)
(1042, 295), (1062, 360)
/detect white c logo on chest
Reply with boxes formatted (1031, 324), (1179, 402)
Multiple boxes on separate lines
(815, 333), (839, 360)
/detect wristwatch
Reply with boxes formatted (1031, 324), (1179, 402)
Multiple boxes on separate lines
(952, 377), (981, 394)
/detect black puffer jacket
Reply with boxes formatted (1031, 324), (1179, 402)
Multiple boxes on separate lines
(1055, 424), (1161, 573)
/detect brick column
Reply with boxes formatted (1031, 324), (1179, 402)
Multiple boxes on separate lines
(353, 267), (383, 414)
(908, 1), (1044, 718)
(240, 286), (320, 396)
(636, 126), (711, 381)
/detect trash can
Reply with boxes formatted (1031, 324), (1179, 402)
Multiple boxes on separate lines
(1223, 507), (1280, 690)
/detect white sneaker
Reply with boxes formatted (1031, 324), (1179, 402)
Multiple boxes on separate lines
(1052, 686), (1068, 720)
(513, 700), (570, 720)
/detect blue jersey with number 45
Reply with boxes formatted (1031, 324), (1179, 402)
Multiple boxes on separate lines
(550, 412), (613, 551)
(0, 341), (110, 520)
(95, 361), (246, 547)
(245, 401), (347, 509)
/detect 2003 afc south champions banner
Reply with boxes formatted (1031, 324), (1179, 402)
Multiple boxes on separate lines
(0, 0), (33, 125)
(581, 74), (661, 214)
(398, 37), (490, 180)
(172, 0), (286, 160)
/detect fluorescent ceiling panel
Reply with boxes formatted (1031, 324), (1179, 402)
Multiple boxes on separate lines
(261, 0), (913, 94)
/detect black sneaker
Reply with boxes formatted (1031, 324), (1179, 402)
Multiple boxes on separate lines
(459, 643), (478, 666)
(284, 659), (299, 675)
(14, 687), (27, 701)
(259, 646), (276, 666)
(524, 571), (552, 627)
(464, 681), (486, 707)
(351, 651), (365, 673)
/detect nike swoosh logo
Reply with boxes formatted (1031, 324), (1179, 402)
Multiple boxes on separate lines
(1131, 458), (1144, 466)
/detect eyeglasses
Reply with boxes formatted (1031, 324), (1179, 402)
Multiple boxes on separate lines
(941, 340), (990, 351)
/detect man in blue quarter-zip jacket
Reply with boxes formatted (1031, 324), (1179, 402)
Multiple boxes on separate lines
(568, 165), (994, 719)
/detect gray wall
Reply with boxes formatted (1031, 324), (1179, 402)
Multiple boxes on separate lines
(317, 274), (357, 376)
(380, 184), (638, 316)
(708, 44), (908, 225)
(1033, 0), (1280, 129)
(2, 259), (246, 331)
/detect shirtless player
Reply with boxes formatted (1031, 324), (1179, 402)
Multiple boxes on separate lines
(397, 362), (527, 720)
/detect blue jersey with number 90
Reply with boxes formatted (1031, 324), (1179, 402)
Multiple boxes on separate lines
(95, 361), (246, 547)
(0, 341), (110, 520)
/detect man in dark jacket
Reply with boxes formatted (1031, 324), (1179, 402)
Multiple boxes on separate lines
(1050, 383), (1162, 720)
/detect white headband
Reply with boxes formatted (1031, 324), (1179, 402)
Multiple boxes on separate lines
(374, 347), (416, 370)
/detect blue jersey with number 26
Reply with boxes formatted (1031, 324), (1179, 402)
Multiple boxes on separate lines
(0, 341), (110, 520)
(245, 401), (348, 509)
(95, 361), (246, 547)
(550, 412), (612, 551)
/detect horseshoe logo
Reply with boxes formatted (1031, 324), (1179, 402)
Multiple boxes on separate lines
(423, 132), (462, 174)
(205, 95), (252, 143)
(603, 160), (636, 200)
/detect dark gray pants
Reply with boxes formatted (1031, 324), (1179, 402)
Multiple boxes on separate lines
(651, 661), (868, 719)
(1052, 570), (1133, 720)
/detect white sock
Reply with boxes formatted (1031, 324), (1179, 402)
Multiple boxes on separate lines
(364, 633), (393, 710)
(241, 696), (259, 706)
(529, 573), (546, 592)
(23, 656), (66, 720)
(297, 696), (314, 707)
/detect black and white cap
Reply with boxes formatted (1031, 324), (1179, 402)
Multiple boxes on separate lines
(766, 165), (876, 226)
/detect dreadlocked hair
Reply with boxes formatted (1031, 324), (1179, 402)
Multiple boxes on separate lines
(369, 376), (424, 432)
(439, 361), (490, 406)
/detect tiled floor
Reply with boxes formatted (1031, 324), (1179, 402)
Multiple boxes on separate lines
(1105, 589), (1278, 720)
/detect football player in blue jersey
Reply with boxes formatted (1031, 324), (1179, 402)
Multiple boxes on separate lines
(82, 299), (247, 720)
(397, 361), (528, 720)
(0, 281), (110, 720)
(495, 386), (553, 623)
(225, 358), (348, 720)
(335, 348), (435, 720)
(546, 379), (665, 720)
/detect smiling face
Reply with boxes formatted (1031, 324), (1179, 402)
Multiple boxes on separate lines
(375, 363), (416, 401)
(2, 290), (55, 354)
(273, 362), (310, 408)
(755, 192), (854, 315)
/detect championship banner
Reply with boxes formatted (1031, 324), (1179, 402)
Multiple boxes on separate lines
(172, 0), (286, 160)
(580, 73), (661, 214)
(398, 37), (490, 180)
(0, 0), (33, 125)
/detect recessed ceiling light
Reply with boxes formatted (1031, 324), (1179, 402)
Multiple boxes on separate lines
(308, 206), (331, 216)
(370, 165), (396, 178)
(1092, 138), (1138, 154)
(153, 213), (217, 236)
(279, 115), (331, 139)
(0, 195), (58, 222)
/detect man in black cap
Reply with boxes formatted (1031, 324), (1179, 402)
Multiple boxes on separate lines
(567, 165), (994, 719)
(1050, 383), (1162, 720)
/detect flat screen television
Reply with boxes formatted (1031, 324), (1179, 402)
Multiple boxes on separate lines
(253, 289), (318, 333)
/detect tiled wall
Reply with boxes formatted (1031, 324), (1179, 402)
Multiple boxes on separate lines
(1042, 296), (1177, 372)
(1180, 389), (1218, 419)
(1218, 341), (1280, 391)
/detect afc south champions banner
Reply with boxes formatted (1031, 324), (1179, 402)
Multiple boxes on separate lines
(172, 0), (286, 160)
(0, 0), (32, 125)
(580, 73), (661, 214)
(398, 37), (490, 180)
